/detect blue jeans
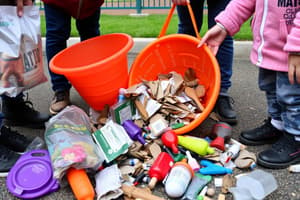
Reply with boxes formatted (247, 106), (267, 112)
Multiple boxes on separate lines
(177, 0), (234, 94)
(44, 4), (101, 92)
(259, 68), (300, 136)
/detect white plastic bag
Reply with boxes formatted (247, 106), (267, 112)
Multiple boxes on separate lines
(0, 6), (47, 97)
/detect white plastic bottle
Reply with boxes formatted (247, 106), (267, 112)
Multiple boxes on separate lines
(164, 158), (194, 198)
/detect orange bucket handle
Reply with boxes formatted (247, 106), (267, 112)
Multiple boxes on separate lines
(158, 1), (200, 40)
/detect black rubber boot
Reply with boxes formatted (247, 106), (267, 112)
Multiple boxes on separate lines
(0, 125), (32, 153)
(214, 95), (237, 125)
(0, 144), (20, 177)
(258, 133), (300, 169)
(1, 94), (50, 129)
(239, 118), (283, 145)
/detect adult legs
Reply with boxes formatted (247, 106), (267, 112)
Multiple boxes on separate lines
(176, 0), (204, 35)
(207, 0), (236, 124)
(177, 0), (237, 124)
(44, 5), (100, 114)
(76, 7), (101, 41)
(44, 4), (72, 93)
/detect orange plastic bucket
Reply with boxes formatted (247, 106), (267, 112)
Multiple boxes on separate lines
(50, 33), (133, 111)
(128, 4), (220, 135)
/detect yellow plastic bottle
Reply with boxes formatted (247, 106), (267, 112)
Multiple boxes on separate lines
(178, 136), (215, 156)
(66, 168), (95, 200)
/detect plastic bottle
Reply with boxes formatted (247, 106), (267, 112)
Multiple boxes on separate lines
(148, 152), (174, 189)
(181, 173), (212, 200)
(66, 168), (95, 200)
(220, 143), (240, 164)
(177, 136), (215, 156)
(122, 120), (147, 145)
(164, 158), (194, 198)
(289, 164), (300, 173)
(186, 150), (200, 171)
(199, 160), (233, 175)
(117, 88), (127, 103)
(161, 130), (179, 154)
(210, 122), (232, 151)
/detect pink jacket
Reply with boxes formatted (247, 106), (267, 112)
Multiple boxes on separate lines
(216, 0), (300, 72)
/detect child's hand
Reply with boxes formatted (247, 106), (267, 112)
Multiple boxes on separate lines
(288, 53), (300, 84)
(171, 0), (188, 5)
(17, 0), (33, 17)
(197, 24), (227, 55)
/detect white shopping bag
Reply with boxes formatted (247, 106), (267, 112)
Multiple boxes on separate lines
(0, 6), (47, 97)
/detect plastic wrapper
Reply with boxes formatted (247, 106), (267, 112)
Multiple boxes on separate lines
(45, 105), (103, 180)
(25, 136), (46, 151)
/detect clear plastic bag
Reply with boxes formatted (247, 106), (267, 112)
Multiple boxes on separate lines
(45, 105), (103, 180)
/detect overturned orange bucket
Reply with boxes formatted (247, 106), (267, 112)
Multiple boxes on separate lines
(129, 34), (220, 135)
(50, 33), (133, 111)
(128, 4), (220, 135)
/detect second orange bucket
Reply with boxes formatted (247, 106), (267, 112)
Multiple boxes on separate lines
(50, 33), (133, 111)
(128, 4), (220, 135)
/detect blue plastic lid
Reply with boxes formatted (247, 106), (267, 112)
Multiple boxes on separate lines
(6, 149), (59, 199)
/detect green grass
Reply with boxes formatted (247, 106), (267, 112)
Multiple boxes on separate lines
(40, 14), (253, 40)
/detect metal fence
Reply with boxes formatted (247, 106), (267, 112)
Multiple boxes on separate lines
(37, 0), (172, 14)
(103, 0), (172, 9)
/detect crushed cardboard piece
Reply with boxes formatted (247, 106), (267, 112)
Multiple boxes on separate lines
(218, 194), (226, 200)
(162, 96), (177, 105)
(119, 165), (136, 175)
(97, 104), (110, 125)
(234, 149), (256, 169)
(121, 184), (165, 200)
(146, 142), (161, 161)
(184, 68), (197, 81)
(185, 79), (199, 87)
(134, 119), (145, 128)
(143, 80), (159, 99)
(125, 83), (144, 97)
(155, 80), (165, 100)
(209, 112), (220, 122)
(134, 99), (149, 121)
(164, 82), (172, 96)
(203, 150), (221, 162)
(195, 84), (206, 98)
(221, 174), (236, 193)
(176, 102), (192, 112)
(148, 114), (168, 138)
(158, 73), (172, 80)
(185, 86), (205, 112)
(230, 138), (247, 150)
(169, 72), (184, 95)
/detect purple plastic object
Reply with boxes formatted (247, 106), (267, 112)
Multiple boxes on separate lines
(122, 120), (146, 145)
(6, 149), (60, 199)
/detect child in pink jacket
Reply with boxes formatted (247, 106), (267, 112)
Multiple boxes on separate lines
(199, 0), (300, 169)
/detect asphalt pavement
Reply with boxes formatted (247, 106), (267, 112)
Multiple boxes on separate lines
(0, 38), (299, 200)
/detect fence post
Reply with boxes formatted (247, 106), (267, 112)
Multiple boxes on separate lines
(136, 0), (142, 14)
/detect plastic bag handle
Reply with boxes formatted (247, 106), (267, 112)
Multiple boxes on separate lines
(158, 1), (200, 39)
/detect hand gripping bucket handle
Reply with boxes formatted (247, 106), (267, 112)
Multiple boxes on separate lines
(159, 1), (200, 40)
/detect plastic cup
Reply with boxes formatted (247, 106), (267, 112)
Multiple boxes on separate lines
(236, 169), (278, 199)
(229, 187), (255, 200)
